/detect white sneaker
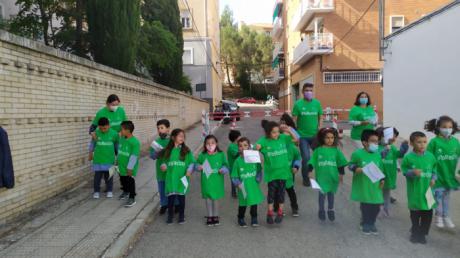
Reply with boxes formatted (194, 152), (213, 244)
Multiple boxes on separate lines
(435, 215), (445, 228)
(106, 192), (113, 198)
(444, 217), (455, 229)
(93, 192), (100, 199)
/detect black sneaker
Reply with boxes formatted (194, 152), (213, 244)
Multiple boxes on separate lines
(166, 217), (173, 225)
(327, 210), (335, 222)
(213, 217), (220, 226)
(251, 217), (259, 227)
(292, 209), (299, 217)
(362, 224), (371, 235)
(418, 235), (427, 244)
(370, 225), (379, 235)
(275, 213), (283, 224)
(178, 218), (186, 225)
(206, 217), (213, 227)
(159, 206), (167, 215)
(318, 210), (326, 221)
(238, 218), (247, 228)
(266, 214), (274, 225)
(124, 198), (136, 208)
(390, 197), (397, 204)
(410, 234), (418, 244)
(118, 192), (129, 200)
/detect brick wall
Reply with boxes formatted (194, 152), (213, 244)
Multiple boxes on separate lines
(0, 31), (208, 225)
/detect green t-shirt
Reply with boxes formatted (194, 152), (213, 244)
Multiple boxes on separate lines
(286, 134), (301, 189)
(309, 146), (348, 193)
(379, 145), (401, 190)
(197, 152), (228, 200)
(292, 98), (323, 137)
(231, 156), (265, 206)
(91, 106), (127, 132)
(257, 134), (292, 183)
(227, 143), (239, 171)
(401, 152), (438, 210)
(349, 106), (376, 140)
(118, 136), (141, 176)
(349, 149), (384, 204)
(164, 147), (195, 195)
(149, 137), (170, 181)
(93, 128), (119, 165)
(427, 136), (460, 189)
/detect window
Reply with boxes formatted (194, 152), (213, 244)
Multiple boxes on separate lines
(390, 15), (405, 33)
(183, 48), (193, 65)
(323, 71), (382, 84)
(181, 11), (192, 29)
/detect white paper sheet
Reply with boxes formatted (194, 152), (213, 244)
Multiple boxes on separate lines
(150, 140), (164, 152)
(243, 150), (261, 163)
(240, 182), (247, 199)
(383, 127), (394, 144)
(203, 159), (213, 179)
(426, 187), (435, 209)
(181, 176), (189, 191)
(310, 179), (322, 192)
(108, 166), (119, 179)
(363, 162), (386, 183)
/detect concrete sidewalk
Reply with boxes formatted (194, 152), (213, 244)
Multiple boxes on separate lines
(0, 123), (205, 258)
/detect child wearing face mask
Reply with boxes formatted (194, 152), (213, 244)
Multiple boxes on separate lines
(196, 135), (229, 226)
(425, 116), (460, 229)
(348, 129), (385, 235)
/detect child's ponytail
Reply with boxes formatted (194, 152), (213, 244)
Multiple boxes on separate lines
(261, 120), (279, 137)
(424, 116), (459, 135)
(424, 118), (438, 134)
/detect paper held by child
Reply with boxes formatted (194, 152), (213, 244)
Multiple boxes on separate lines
(363, 162), (386, 183)
(310, 179), (322, 192)
(426, 187), (436, 209)
(240, 182), (247, 199)
(383, 127), (394, 144)
(108, 166), (119, 179)
(151, 140), (164, 152)
(181, 176), (189, 191)
(243, 150), (261, 163)
(203, 159), (213, 179)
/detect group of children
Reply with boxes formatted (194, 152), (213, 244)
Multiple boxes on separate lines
(88, 113), (460, 245)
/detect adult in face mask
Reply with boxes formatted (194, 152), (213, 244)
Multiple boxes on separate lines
(291, 83), (323, 187)
(89, 94), (128, 136)
(349, 92), (377, 149)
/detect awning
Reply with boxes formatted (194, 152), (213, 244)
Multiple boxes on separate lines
(272, 3), (282, 22)
(272, 56), (280, 69)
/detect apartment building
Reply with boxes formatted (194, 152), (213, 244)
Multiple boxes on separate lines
(272, 0), (452, 119)
(179, 0), (222, 109)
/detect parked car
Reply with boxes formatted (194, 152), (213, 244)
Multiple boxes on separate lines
(212, 100), (241, 123)
(236, 97), (257, 104)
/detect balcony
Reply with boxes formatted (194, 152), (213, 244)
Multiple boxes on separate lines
(273, 42), (284, 61)
(291, 0), (334, 31)
(293, 33), (333, 65)
(272, 16), (283, 40)
(273, 67), (285, 83)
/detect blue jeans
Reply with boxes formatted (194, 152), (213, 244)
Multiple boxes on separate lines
(434, 188), (450, 217)
(299, 137), (315, 181)
(94, 171), (113, 193)
(318, 192), (334, 212)
(158, 181), (179, 207)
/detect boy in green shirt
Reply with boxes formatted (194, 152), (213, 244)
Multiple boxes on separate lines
(88, 117), (119, 199)
(348, 129), (385, 235)
(402, 131), (437, 244)
(118, 121), (141, 208)
(227, 130), (241, 198)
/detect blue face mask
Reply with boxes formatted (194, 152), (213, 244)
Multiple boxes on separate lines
(368, 143), (379, 153)
(359, 97), (368, 105)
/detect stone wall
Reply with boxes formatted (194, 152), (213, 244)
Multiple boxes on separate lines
(0, 31), (208, 225)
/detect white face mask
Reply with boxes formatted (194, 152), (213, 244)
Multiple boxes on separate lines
(109, 105), (119, 112)
(440, 128), (453, 137)
(206, 144), (217, 153)
(368, 143), (379, 153)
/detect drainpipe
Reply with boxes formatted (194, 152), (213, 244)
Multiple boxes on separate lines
(379, 0), (385, 61)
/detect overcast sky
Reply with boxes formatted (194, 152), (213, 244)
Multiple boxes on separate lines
(220, 0), (274, 24)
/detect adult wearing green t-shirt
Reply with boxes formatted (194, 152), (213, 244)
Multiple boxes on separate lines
(89, 94), (128, 136)
(349, 92), (377, 149)
(292, 83), (323, 187)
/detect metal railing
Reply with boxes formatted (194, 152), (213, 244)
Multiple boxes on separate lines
(291, 0), (334, 31)
(293, 33), (333, 64)
(272, 16), (283, 39)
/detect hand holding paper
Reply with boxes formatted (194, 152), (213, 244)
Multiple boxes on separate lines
(151, 140), (164, 152)
(243, 150), (261, 163)
(383, 127), (394, 144)
(426, 187), (435, 209)
(310, 178), (322, 192)
(363, 162), (385, 183)
(181, 176), (189, 191)
(202, 159), (213, 179)
(240, 182), (247, 199)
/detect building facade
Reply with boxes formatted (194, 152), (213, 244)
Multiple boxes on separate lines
(179, 0), (222, 109)
(272, 0), (452, 120)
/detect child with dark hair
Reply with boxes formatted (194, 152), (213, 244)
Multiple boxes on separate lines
(402, 131), (437, 244)
(348, 129), (385, 235)
(118, 121), (141, 208)
(149, 119), (172, 215)
(227, 130), (242, 198)
(424, 116), (460, 229)
(375, 127), (409, 217)
(231, 137), (264, 227)
(88, 117), (119, 199)
(196, 135), (229, 226)
(256, 120), (296, 224)
(160, 129), (195, 224)
(308, 128), (348, 222)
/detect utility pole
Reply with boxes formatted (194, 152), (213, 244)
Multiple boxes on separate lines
(379, 0), (385, 61)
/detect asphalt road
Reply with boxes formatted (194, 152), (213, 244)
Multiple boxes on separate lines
(128, 107), (460, 258)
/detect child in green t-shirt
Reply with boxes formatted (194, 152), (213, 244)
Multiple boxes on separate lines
(149, 119), (172, 215)
(402, 131), (437, 244)
(425, 116), (460, 229)
(196, 135), (229, 226)
(227, 130), (242, 198)
(88, 117), (119, 199)
(348, 129), (385, 235)
(159, 129), (195, 225)
(231, 137), (264, 228)
(308, 128), (348, 222)
(118, 121), (141, 208)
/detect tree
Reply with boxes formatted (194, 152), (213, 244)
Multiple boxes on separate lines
(87, 0), (140, 73)
(220, 6), (240, 87)
(253, 32), (273, 93)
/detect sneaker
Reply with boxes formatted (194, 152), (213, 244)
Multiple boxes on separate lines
(327, 210), (335, 222)
(178, 218), (186, 225)
(370, 225), (379, 235)
(418, 235), (427, 244)
(318, 210), (326, 221)
(444, 217), (455, 229)
(118, 192), (129, 200)
(124, 198), (136, 208)
(206, 217), (213, 227)
(106, 192), (113, 198)
(166, 217), (173, 225)
(435, 215), (445, 228)
(410, 234), (418, 244)
(390, 197), (397, 204)
(266, 213), (274, 225)
(275, 212), (283, 224)
(292, 209), (299, 217)
(362, 224), (371, 235)
(93, 192), (100, 199)
(251, 217), (259, 227)
(159, 206), (168, 215)
(238, 218), (247, 228)
(213, 217), (220, 226)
